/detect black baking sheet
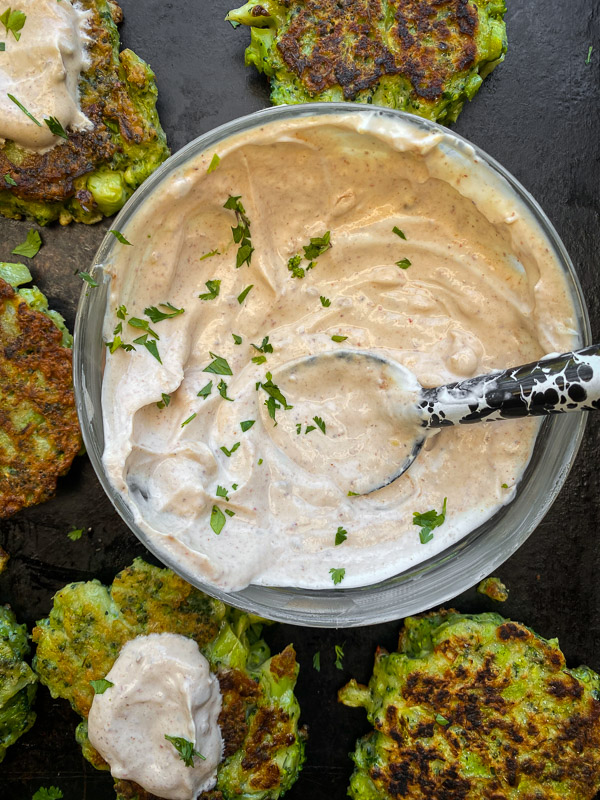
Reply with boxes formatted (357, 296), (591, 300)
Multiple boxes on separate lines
(1, 1), (599, 797)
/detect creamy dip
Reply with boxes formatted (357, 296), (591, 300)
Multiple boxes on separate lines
(101, 112), (578, 591)
(88, 634), (223, 800)
(0, 0), (91, 152)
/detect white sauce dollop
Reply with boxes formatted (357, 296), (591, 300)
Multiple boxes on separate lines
(0, 0), (92, 152)
(88, 634), (223, 800)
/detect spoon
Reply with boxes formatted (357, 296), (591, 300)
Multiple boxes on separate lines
(268, 345), (600, 495)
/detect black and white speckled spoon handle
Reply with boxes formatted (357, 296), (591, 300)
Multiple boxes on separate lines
(418, 344), (600, 428)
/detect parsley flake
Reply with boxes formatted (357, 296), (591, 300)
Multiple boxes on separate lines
(216, 485), (229, 500)
(258, 372), (293, 424)
(198, 381), (213, 399)
(252, 355), (267, 365)
(313, 651), (321, 671)
(305, 424), (316, 434)
(90, 678), (114, 695)
(0, 8), (25, 40)
(44, 116), (68, 140)
(586, 45), (594, 64)
(313, 416), (326, 434)
(67, 529), (83, 541)
(157, 393), (171, 409)
(334, 642), (345, 669)
(12, 228), (41, 258)
(144, 303), (185, 322)
(251, 336), (273, 354)
(237, 284), (254, 304)
(303, 230), (331, 260)
(164, 735), (205, 767)
(200, 249), (220, 261)
(132, 333), (162, 363)
(232, 333), (243, 345)
(7, 94), (40, 126)
(108, 229), (133, 246)
(224, 195), (253, 268)
(210, 505), (226, 535)
(240, 419), (255, 432)
(393, 226), (407, 240)
(331, 335), (347, 342)
(181, 413), (197, 427)
(501, 482), (509, 489)
(203, 352), (232, 376)
(217, 379), (233, 401)
(0, 43), (3, 51)
(4, 173), (16, 186)
(79, 271), (98, 287)
(225, 508), (235, 517)
(287, 254), (305, 279)
(207, 153), (221, 173)
(335, 526), (347, 546)
(396, 258), (411, 269)
(329, 567), (345, 585)
(435, 713), (450, 726)
(320, 296), (331, 307)
(413, 498), (447, 544)
(348, 491), (359, 496)
(199, 280), (221, 301)
(220, 442), (241, 458)
(105, 336), (135, 354)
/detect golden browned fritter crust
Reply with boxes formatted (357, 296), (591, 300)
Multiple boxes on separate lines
(0, 279), (81, 518)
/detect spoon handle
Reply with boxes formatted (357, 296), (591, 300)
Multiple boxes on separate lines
(419, 345), (600, 428)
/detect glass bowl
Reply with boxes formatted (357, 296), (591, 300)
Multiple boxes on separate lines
(74, 103), (590, 627)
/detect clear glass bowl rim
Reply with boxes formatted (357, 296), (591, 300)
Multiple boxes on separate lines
(74, 103), (591, 628)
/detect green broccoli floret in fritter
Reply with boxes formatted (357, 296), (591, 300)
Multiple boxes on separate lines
(0, 1), (169, 226)
(0, 605), (37, 762)
(339, 610), (600, 800)
(33, 559), (306, 800)
(226, 0), (507, 125)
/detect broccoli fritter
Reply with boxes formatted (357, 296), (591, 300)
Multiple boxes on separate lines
(339, 610), (600, 800)
(0, 263), (81, 519)
(227, 0), (507, 124)
(0, 605), (37, 762)
(0, 0), (169, 226)
(33, 559), (306, 800)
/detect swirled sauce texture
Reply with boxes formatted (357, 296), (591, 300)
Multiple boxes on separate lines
(0, 0), (91, 152)
(101, 113), (578, 591)
(88, 634), (223, 800)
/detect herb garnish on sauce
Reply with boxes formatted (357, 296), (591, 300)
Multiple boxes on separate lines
(413, 498), (447, 544)
(164, 735), (205, 766)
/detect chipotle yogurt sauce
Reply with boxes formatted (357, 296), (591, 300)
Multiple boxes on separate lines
(101, 112), (579, 591)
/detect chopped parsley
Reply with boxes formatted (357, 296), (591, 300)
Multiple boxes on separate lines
(225, 508), (235, 517)
(224, 195), (253, 268)
(32, 789), (63, 800)
(181, 413), (197, 427)
(90, 678), (114, 695)
(105, 336), (135, 354)
(435, 713), (450, 726)
(335, 526), (347, 546)
(144, 302), (184, 322)
(79, 271), (98, 287)
(203, 352), (232, 376)
(413, 498), (447, 544)
(7, 93), (40, 126)
(210, 506), (226, 535)
(258, 372), (293, 424)
(313, 651), (321, 671)
(329, 567), (345, 585)
(252, 355), (267, 365)
(320, 296), (331, 307)
(305, 424), (316, 434)
(251, 336), (273, 354)
(4, 173), (16, 186)
(199, 280), (221, 301)
(348, 491), (359, 496)
(304, 230), (331, 260)
(220, 442), (241, 457)
(586, 45), (594, 64)
(198, 381), (213, 399)
(157, 393), (171, 409)
(200, 249), (220, 261)
(287, 254), (305, 279)
(334, 642), (345, 670)
(164, 735), (205, 767)
(108, 229), (133, 246)
(132, 333), (162, 363)
(0, 8), (25, 40)
(331, 335), (347, 342)
(240, 419), (255, 432)
(232, 333), (243, 345)
(501, 482), (509, 489)
(237, 284), (253, 304)
(216, 485), (229, 499)
(217, 379), (233, 401)
(12, 228), (41, 258)
(0, 43), (3, 51)
(67, 529), (83, 541)
(207, 153), (221, 173)
(313, 416), (326, 434)
(396, 258), (411, 269)
(392, 226), (407, 240)
(128, 317), (159, 339)
(44, 116), (68, 140)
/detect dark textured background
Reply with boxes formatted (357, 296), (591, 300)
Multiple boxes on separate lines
(1, 1), (599, 797)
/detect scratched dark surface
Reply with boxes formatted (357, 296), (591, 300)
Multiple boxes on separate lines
(0, 1), (599, 798)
